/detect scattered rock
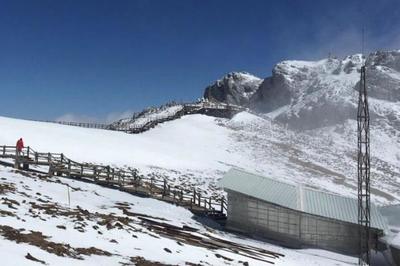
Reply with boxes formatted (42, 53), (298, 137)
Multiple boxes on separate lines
(129, 256), (176, 266)
(163, 248), (172, 253)
(215, 253), (233, 261)
(25, 253), (46, 264)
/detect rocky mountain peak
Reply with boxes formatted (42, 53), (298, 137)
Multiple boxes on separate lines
(204, 49), (400, 130)
(203, 71), (262, 106)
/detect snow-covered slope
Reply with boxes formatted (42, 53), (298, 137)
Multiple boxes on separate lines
(204, 72), (262, 106)
(0, 111), (398, 264)
(1, 110), (399, 203)
(0, 165), (360, 265)
(0, 113), (400, 265)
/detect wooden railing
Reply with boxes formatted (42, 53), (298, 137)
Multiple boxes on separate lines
(27, 101), (245, 134)
(49, 121), (109, 129)
(0, 145), (227, 218)
(110, 102), (245, 133)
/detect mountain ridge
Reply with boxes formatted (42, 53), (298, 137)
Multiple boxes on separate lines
(204, 50), (400, 130)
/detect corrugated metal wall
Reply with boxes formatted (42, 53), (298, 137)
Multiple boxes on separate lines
(226, 190), (382, 255)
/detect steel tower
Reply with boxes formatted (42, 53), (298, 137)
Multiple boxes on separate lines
(357, 64), (371, 265)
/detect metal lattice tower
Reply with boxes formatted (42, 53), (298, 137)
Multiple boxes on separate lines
(358, 65), (371, 265)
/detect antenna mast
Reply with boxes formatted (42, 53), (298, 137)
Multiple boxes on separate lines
(357, 28), (371, 265)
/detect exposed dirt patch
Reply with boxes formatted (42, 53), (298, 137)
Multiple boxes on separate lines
(0, 209), (15, 217)
(76, 247), (111, 257)
(1, 197), (20, 209)
(127, 256), (176, 266)
(0, 225), (111, 259)
(215, 253), (233, 261)
(0, 182), (15, 194)
(117, 205), (168, 221)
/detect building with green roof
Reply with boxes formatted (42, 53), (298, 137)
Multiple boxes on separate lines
(219, 168), (389, 255)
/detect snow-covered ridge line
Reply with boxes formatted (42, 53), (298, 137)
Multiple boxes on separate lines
(109, 100), (245, 133)
(16, 101), (244, 135)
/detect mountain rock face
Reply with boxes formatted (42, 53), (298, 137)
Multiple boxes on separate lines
(205, 50), (400, 130)
(250, 55), (364, 129)
(365, 50), (400, 102)
(203, 72), (262, 106)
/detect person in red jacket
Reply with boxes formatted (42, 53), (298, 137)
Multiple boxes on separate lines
(16, 138), (24, 156)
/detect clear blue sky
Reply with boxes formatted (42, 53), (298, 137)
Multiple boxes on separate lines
(0, 0), (399, 122)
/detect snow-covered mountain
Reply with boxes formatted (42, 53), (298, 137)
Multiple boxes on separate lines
(204, 72), (262, 106)
(206, 50), (400, 130)
(250, 54), (363, 129)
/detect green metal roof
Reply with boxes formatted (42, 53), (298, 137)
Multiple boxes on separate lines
(219, 168), (388, 231)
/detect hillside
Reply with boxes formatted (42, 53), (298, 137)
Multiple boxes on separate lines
(1, 163), (362, 265)
(0, 111), (399, 264)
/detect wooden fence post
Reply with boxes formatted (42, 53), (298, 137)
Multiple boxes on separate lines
(2, 146), (5, 156)
(35, 152), (38, 163)
(198, 193), (201, 207)
(47, 153), (51, 163)
(163, 179), (167, 198)
(150, 177), (153, 194)
(48, 164), (54, 177)
(93, 166), (97, 181)
(27, 146), (30, 158)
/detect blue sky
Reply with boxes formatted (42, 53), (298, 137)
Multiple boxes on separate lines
(0, 0), (399, 122)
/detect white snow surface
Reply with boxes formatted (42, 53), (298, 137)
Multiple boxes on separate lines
(0, 114), (231, 171)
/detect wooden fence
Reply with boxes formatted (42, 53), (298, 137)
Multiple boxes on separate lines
(30, 102), (244, 134)
(0, 145), (227, 219)
(48, 121), (110, 129)
(110, 102), (244, 133)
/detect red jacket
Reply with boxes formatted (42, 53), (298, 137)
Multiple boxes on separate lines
(16, 139), (24, 152)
